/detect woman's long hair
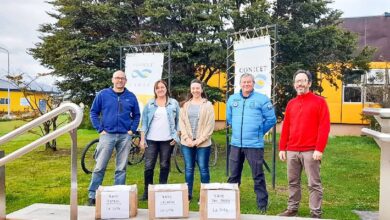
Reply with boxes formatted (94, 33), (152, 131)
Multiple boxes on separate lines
(153, 80), (171, 101)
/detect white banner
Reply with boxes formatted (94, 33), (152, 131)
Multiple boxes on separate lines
(233, 36), (272, 97)
(125, 53), (164, 112)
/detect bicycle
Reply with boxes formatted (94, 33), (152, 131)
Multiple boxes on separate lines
(81, 134), (218, 174)
(173, 137), (218, 174)
(80, 133), (144, 174)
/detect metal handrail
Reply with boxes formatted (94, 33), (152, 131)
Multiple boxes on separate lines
(362, 128), (390, 142)
(363, 108), (390, 118)
(0, 102), (83, 220)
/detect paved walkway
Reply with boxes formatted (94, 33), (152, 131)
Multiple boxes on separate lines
(6, 203), (330, 220)
(354, 210), (379, 220)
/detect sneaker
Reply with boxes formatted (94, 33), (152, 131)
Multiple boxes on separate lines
(87, 198), (95, 206)
(140, 194), (148, 201)
(278, 209), (298, 217)
(258, 203), (268, 214)
(310, 213), (321, 219)
(188, 195), (192, 201)
(259, 208), (267, 215)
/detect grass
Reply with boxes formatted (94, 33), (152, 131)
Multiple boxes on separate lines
(0, 121), (380, 219)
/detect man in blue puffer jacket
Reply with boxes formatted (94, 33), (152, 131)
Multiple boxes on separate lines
(87, 70), (140, 206)
(226, 73), (276, 212)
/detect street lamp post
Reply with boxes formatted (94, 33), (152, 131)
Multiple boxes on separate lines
(0, 47), (10, 118)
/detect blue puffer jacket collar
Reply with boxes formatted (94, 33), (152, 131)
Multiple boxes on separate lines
(226, 90), (276, 148)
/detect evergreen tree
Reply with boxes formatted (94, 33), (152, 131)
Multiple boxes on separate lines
(270, 0), (373, 116)
(30, 0), (144, 105)
(30, 0), (372, 115)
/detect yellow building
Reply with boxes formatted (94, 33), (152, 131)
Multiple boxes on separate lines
(319, 62), (385, 124)
(207, 15), (390, 125)
(205, 70), (227, 121)
(328, 14), (390, 124)
(0, 79), (52, 116)
(206, 62), (387, 125)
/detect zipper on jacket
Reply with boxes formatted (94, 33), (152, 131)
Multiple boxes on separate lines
(117, 95), (121, 133)
(240, 98), (246, 147)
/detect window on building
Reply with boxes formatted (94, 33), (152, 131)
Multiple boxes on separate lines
(344, 70), (364, 84)
(364, 69), (388, 103)
(365, 86), (384, 103)
(20, 98), (30, 106)
(343, 86), (362, 102)
(343, 71), (363, 103)
(343, 69), (388, 104)
(0, 98), (9, 105)
(366, 69), (386, 84)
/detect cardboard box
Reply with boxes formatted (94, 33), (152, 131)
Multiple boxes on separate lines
(148, 183), (189, 219)
(95, 185), (138, 219)
(199, 183), (240, 220)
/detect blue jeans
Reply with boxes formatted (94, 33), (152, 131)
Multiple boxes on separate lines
(181, 145), (211, 197)
(227, 146), (268, 210)
(88, 133), (132, 199)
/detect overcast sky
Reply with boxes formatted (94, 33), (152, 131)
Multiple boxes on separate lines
(0, 0), (389, 85)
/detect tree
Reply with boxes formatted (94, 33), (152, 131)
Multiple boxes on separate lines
(7, 73), (63, 151)
(268, 0), (373, 118)
(141, 0), (227, 102)
(30, 0), (372, 116)
(30, 0), (145, 106)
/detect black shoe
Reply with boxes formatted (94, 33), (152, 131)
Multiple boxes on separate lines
(310, 213), (321, 219)
(188, 195), (192, 201)
(87, 198), (95, 206)
(278, 209), (298, 217)
(141, 194), (148, 201)
(258, 203), (269, 213)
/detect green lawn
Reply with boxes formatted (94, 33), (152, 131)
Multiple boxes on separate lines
(0, 120), (380, 219)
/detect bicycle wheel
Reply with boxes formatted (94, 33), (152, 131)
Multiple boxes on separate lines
(209, 138), (218, 167)
(173, 144), (185, 174)
(81, 139), (99, 174)
(128, 134), (144, 165)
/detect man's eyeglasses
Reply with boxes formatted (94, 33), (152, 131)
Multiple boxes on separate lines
(113, 77), (126, 81)
(294, 79), (308, 84)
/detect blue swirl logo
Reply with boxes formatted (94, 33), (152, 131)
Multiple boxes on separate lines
(131, 69), (152, 78)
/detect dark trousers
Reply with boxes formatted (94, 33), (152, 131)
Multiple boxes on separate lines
(143, 140), (174, 195)
(227, 145), (268, 209)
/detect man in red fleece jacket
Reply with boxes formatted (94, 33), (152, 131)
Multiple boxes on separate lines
(278, 70), (330, 219)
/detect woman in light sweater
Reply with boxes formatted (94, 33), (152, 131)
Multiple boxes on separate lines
(179, 79), (215, 201)
(139, 80), (180, 200)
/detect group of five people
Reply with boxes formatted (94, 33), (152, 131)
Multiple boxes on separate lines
(87, 69), (330, 219)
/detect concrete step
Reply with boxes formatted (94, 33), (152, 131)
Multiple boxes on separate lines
(6, 203), (327, 220)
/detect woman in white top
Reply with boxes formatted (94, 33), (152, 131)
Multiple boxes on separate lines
(139, 80), (180, 200)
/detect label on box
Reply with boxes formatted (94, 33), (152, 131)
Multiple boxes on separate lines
(207, 190), (236, 219)
(101, 191), (129, 219)
(154, 184), (183, 190)
(155, 191), (183, 218)
(101, 185), (136, 192)
(203, 183), (236, 190)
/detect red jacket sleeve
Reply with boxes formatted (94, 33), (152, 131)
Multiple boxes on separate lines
(315, 99), (330, 152)
(279, 102), (291, 151)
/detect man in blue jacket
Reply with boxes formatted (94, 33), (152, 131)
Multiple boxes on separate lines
(226, 73), (276, 212)
(87, 70), (140, 206)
